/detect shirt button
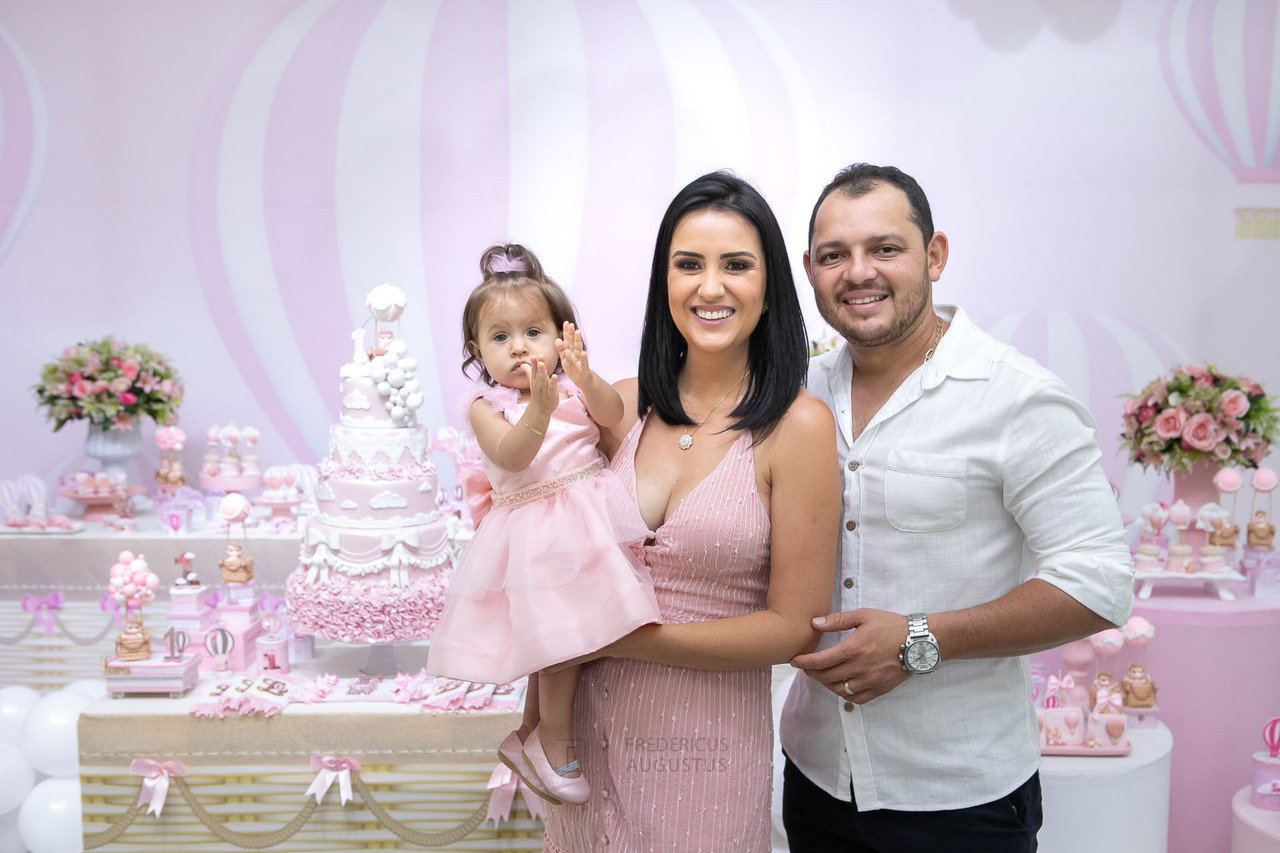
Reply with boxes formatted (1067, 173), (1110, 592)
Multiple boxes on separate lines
(845, 520), (857, 531)
(847, 460), (859, 472)
(843, 578), (853, 589)
(843, 701), (854, 712)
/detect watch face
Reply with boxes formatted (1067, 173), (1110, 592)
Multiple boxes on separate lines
(906, 640), (939, 672)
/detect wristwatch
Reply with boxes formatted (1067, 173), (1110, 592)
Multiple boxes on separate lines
(899, 613), (940, 675)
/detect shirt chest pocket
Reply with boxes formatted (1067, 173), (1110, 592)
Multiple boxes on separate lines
(883, 448), (968, 532)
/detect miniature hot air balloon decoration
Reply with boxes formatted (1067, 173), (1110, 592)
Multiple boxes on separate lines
(205, 627), (235, 671)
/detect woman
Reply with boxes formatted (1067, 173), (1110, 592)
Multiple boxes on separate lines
(543, 171), (839, 852)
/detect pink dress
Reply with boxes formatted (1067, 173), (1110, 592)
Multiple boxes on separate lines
(544, 415), (773, 853)
(427, 384), (661, 685)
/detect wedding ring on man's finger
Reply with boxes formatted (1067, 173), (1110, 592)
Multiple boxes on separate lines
(843, 680), (853, 696)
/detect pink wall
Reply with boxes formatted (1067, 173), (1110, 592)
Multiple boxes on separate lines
(1, 0), (1278, 522)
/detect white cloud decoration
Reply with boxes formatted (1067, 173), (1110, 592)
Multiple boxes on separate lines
(370, 491), (409, 510)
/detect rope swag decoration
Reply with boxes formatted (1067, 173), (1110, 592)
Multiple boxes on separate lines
(83, 757), (497, 850)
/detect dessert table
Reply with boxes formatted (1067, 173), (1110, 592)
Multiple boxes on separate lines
(1034, 587), (1280, 853)
(79, 642), (543, 852)
(1039, 724), (1172, 853)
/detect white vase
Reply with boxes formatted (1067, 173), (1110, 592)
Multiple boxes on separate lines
(84, 421), (144, 481)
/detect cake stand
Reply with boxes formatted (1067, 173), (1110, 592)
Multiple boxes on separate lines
(254, 496), (302, 523)
(198, 472), (263, 494)
(56, 486), (147, 522)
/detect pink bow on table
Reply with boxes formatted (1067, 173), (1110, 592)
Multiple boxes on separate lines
(485, 764), (545, 826)
(259, 593), (285, 615)
(21, 592), (64, 635)
(1094, 689), (1123, 713)
(129, 758), (187, 816)
(1046, 674), (1075, 693)
(305, 755), (362, 805)
(99, 593), (123, 627)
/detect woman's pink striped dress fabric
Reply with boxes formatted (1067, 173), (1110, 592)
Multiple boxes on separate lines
(544, 416), (773, 852)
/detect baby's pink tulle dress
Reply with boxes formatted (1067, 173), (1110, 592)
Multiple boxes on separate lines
(426, 381), (660, 684)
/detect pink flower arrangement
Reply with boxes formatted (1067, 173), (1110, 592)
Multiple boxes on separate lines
(1121, 364), (1278, 473)
(34, 337), (183, 432)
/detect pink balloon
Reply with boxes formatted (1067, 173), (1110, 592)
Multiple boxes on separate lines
(219, 493), (251, 523)
(1252, 468), (1278, 493)
(1089, 629), (1125, 655)
(1213, 468), (1243, 494)
(1122, 616), (1155, 645)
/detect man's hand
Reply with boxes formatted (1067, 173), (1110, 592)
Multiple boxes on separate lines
(790, 608), (912, 704)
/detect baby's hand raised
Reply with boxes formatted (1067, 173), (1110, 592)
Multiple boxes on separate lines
(524, 356), (558, 419)
(555, 322), (594, 387)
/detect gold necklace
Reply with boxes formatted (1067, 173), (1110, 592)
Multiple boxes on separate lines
(678, 375), (746, 451)
(922, 316), (945, 363)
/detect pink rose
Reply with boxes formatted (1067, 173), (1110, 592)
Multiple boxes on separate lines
(122, 360), (139, 380)
(159, 379), (176, 397)
(71, 380), (91, 398)
(1220, 388), (1250, 418)
(1195, 374), (1214, 389)
(118, 391), (138, 406)
(1182, 364), (1208, 379)
(55, 383), (72, 397)
(61, 346), (79, 358)
(109, 376), (131, 394)
(1138, 405), (1156, 425)
(93, 380), (109, 393)
(1152, 407), (1186, 440)
(108, 356), (122, 369)
(1181, 412), (1221, 452)
(1123, 398), (1141, 416)
(68, 372), (82, 383)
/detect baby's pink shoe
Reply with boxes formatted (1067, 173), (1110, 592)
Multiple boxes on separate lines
(498, 730), (561, 805)
(523, 726), (589, 806)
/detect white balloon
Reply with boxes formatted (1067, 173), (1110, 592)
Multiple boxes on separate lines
(405, 393), (424, 411)
(62, 680), (108, 701)
(20, 691), (92, 778)
(398, 358), (417, 373)
(390, 406), (406, 423)
(0, 744), (35, 815)
(387, 368), (405, 388)
(376, 381), (391, 396)
(0, 809), (24, 853)
(404, 378), (420, 394)
(388, 340), (407, 356)
(0, 687), (39, 746)
(370, 363), (386, 382)
(17, 778), (81, 853)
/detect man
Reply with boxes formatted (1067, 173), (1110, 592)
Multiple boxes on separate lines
(781, 164), (1134, 852)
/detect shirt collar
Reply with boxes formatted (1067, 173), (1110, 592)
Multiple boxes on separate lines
(825, 305), (994, 405)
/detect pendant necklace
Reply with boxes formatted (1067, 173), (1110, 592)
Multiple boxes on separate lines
(678, 375), (746, 451)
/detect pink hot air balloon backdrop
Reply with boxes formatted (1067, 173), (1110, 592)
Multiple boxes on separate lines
(0, 25), (48, 265)
(187, 0), (823, 467)
(1160, 0), (1280, 183)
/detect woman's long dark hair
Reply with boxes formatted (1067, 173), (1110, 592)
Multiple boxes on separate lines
(637, 170), (808, 442)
